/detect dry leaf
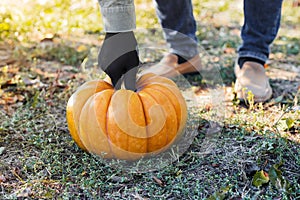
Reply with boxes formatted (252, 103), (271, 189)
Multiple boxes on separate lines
(1, 95), (18, 104)
(223, 47), (235, 54)
(252, 170), (269, 187)
(76, 45), (87, 52)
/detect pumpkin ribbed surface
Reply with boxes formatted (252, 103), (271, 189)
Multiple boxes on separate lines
(66, 73), (187, 160)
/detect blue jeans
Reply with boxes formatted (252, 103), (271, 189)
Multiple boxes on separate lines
(153, 0), (199, 59)
(154, 0), (283, 63)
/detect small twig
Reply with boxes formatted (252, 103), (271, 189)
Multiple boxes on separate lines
(48, 69), (62, 99)
(54, 69), (61, 86)
(152, 176), (165, 187)
(11, 169), (24, 183)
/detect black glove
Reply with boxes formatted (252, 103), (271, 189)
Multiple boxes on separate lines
(98, 31), (140, 91)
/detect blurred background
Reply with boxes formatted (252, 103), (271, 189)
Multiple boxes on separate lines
(0, 0), (299, 42)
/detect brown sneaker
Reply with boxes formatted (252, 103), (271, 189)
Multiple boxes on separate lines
(139, 54), (201, 78)
(234, 61), (272, 102)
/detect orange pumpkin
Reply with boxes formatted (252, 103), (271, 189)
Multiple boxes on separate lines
(66, 73), (187, 160)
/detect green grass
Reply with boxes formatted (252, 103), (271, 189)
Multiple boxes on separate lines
(1, 96), (299, 199)
(1, 0), (300, 199)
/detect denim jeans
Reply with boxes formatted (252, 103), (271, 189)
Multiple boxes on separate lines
(98, 0), (136, 32)
(154, 0), (199, 59)
(154, 0), (283, 63)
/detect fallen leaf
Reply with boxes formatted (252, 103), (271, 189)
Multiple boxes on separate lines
(76, 45), (87, 52)
(252, 170), (269, 187)
(277, 117), (295, 131)
(269, 163), (291, 192)
(1, 95), (18, 104)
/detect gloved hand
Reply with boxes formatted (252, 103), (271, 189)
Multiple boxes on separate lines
(98, 31), (140, 91)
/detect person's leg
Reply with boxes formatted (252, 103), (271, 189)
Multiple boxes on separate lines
(153, 0), (199, 61)
(235, 0), (283, 102)
(238, 0), (283, 66)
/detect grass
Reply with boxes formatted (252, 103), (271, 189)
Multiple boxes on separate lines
(1, 97), (299, 199)
(1, 0), (300, 199)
